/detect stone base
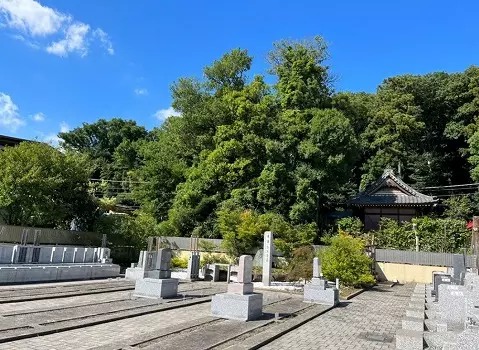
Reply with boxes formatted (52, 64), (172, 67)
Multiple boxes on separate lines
(304, 285), (339, 306)
(133, 278), (178, 299)
(144, 270), (171, 279)
(227, 282), (253, 294)
(402, 316), (424, 331)
(125, 267), (144, 281)
(211, 293), (263, 321)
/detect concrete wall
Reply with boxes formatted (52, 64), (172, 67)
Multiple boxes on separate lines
(0, 264), (120, 284)
(375, 262), (448, 284)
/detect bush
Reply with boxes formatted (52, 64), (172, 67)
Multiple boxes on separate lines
(337, 217), (363, 236)
(320, 234), (375, 288)
(286, 245), (315, 282)
(374, 217), (470, 253)
(171, 255), (188, 268)
(200, 253), (231, 266)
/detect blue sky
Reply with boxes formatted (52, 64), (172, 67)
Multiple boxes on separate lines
(0, 0), (478, 143)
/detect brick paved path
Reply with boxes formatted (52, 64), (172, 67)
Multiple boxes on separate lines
(0, 303), (212, 350)
(262, 284), (414, 350)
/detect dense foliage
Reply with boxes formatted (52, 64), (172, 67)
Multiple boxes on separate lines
(3, 35), (479, 255)
(0, 142), (95, 229)
(320, 234), (376, 287)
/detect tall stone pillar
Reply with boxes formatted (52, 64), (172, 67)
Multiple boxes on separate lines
(262, 231), (273, 286)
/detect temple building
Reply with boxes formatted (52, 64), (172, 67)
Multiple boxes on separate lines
(349, 168), (437, 230)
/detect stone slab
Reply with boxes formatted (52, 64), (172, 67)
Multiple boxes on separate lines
(133, 277), (178, 299)
(211, 292), (263, 321)
(406, 308), (424, 319)
(395, 329), (423, 350)
(144, 270), (171, 279)
(402, 316), (424, 331)
(304, 285), (339, 306)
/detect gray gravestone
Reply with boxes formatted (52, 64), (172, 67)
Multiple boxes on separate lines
(211, 254), (263, 321)
(262, 231), (273, 286)
(187, 251), (200, 281)
(434, 274), (453, 301)
(438, 284), (467, 331)
(304, 258), (338, 306)
(313, 257), (321, 278)
(133, 247), (178, 299)
(453, 254), (466, 284)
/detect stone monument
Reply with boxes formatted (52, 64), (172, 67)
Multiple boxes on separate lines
(187, 251), (200, 281)
(211, 255), (263, 321)
(304, 257), (339, 306)
(262, 231), (272, 286)
(133, 248), (179, 299)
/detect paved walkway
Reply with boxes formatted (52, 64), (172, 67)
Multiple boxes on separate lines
(262, 284), (414, 350)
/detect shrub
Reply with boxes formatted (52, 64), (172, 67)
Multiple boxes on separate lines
(286, 245), (315, 282)
(219, 209), (266, 259)
(320, 234), (375, 288)
(337, 217), (364, 236)
(200, 253), (231, 266)
(171, 255), (188, 269)
(373, 217), (469, 253)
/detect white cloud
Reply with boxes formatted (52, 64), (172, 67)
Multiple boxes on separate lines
(43, 133), (60, 145)
(0, 92), (26, 132)
(31, 112), (45, 121)
(0, 0), (69, 36)
(11, 33), (39, 48)
(94, 28), (114, 55)
(60, 121), (69, 133)
(47, 22), (89, 57)
(154, 107), (180, 122)
(134, 88), (148, 96)
(0, 0), (113, 57)
(43, 121), (69, 146)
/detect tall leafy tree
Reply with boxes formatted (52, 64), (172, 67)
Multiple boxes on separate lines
(0, 142), (95, 229)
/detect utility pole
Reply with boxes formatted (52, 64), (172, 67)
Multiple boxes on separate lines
(473, 217), (479, 272)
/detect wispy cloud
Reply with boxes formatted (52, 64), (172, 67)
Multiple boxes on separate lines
(93, 28), (114, 55)
(60, 121), (69, 133)
(154, 107), (180, 122)
(43, 121), (69, 146)
(0, 92), (26, 132)
(31, 112), (45, 121)
(46, 22), (89, 57)
(134, 88), (148, 96)
(0, 0), (114, 57)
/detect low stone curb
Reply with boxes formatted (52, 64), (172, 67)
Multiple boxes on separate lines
(224, 304), (334, 350)
(344, 288), (366, 300)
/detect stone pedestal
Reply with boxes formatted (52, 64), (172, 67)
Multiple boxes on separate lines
(125, 267), (145, 281)
(133, 278), (179, 299)
(204, 264), (220, 281)
(304, 284), (339, 306)
(211, 293), (263, 321)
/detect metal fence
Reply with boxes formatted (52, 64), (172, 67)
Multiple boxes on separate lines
(0, 225), (103, 246)
(374, 248), (477, 268)
(160, 236), (477, 268)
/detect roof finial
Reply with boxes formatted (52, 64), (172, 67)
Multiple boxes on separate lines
(383, 166), (395, 177)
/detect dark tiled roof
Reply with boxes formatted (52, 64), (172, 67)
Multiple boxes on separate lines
(349, 168), (437, 207)
(0, 135), (29, 147)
